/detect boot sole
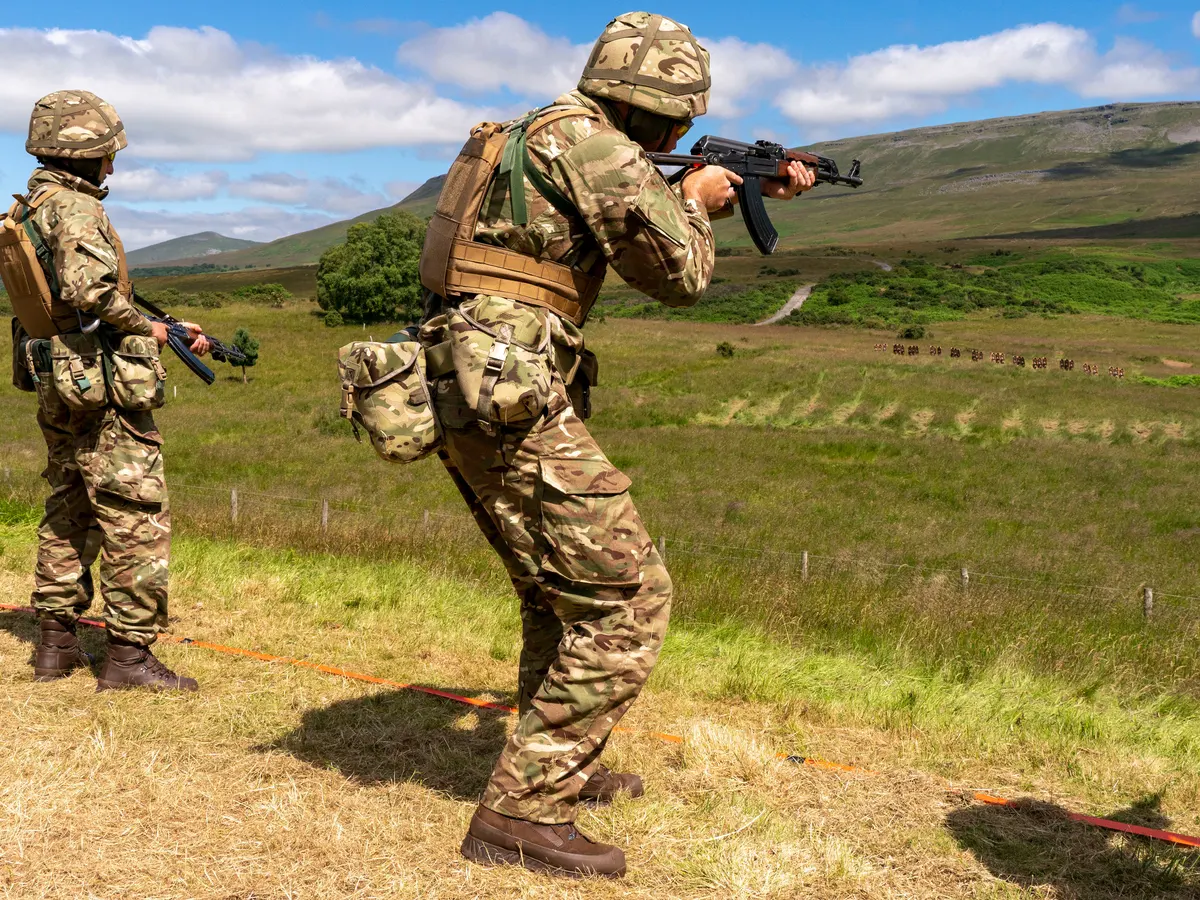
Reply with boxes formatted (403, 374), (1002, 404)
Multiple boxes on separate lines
(460, 836), (625, 879)
(95, 679), (198, 693)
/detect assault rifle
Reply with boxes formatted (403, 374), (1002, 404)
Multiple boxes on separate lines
(131, 291), (249, 385)
(647, 136), (864, 255)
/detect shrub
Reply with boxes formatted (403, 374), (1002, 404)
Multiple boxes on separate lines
(232, 283), (293, 305)
(716, 341), (735, 358)
(897, 324), (927, 339)
(323, 309), (344, 328)
(316, 212), (426, 324)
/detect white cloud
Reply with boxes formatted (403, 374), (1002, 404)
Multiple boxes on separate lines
(1193, 11), (1200, 37)
(0, 26), (501, 161)
(776, 23), (1198, 127)
(704, 37), (799, 119)
(397, 13), (588, 96)
(106, 204), (337, 250)
(107, 167), (228, 202)
(229, 172), (389, 215)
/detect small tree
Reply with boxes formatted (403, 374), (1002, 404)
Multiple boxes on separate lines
(232, 327), (259, 384)
(316, 212), (426, 324)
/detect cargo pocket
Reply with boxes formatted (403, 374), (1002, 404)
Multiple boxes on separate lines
(83, 412), (167, 505)
(104, 334), (167, 411)
(538, 456), (645, 586)
(50, 332), (107, 411)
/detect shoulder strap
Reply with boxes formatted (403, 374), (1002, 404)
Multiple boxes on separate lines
(13, 185), (69, 297)
(502, 105), (599, 226)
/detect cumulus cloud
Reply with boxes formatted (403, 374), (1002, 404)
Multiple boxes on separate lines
(106, 204), (338, 250)
(0, 26), (500, 161)
(107, 167), (228, 202)
(397, 12), (588, 96)
(229, 172), (390, 215)
(776, 23), (1198, 127)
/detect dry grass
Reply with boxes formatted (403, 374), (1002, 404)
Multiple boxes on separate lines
(0, 532), (1197, 900)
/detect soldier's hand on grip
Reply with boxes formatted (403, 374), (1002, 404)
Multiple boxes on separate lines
(681, 165), (742, 213)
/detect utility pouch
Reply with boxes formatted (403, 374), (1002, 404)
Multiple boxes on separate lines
(11, 318), (34, 393)
(338, 337), (441, 464)
(103, 333), (166, 412)
(49, 332), (106, 411)
(447, 296), (552, 434)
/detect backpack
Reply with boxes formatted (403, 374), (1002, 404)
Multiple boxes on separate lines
(0, 185), (68, 339)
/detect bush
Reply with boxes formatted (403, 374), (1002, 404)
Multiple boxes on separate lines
(232, 283), (293, 306)
(897, 324), (927, 339)
(716, 341), (735, 358)
(323, 309), (344, 328)
(231, 328), (260, 383)
(316, 212), (426, 324)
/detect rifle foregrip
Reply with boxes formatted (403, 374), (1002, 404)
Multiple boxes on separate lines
(737, 177), (779, 255)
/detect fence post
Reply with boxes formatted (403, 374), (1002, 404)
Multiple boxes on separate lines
(423, 509), (430, 528)
(1143, 586), (1154, 619)
(960, 567), (970, 590)
(657, 536), (667, 563)
(231, 488), (238, 524)
(802, 550), (810, 580)
(173, 385), (177, 400)
(321, 499), (329, 533)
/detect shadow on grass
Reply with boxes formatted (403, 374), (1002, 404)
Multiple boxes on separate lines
(0, 608), (108, 673)
(946, 795), (1199, 899)
(270, 688), (513, 802)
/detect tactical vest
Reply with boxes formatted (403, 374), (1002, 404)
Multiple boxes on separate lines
(0, 183), (132, 337)
(420, 106), (607, 328)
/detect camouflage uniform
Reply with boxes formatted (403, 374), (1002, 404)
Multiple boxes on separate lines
(17, 96), (170, 648)
(427, 14), (716, 825)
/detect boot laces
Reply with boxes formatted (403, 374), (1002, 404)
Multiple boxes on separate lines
(141, 650), (176, 680)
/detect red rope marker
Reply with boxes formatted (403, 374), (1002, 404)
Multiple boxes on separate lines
(3, 603), (1197, 849)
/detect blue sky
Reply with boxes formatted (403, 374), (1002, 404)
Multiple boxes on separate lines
(2, 2), (1197, 248)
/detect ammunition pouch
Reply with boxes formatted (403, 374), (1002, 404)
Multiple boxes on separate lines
(446, 296), (553, 435)
(338, 337), (442, 464)
(49, 332), (106, 411)
(103, 333), (166, 412)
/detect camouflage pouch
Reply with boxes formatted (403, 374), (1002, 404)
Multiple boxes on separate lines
(447, 296), (552, 434)
(104, 334), (166, 412)
(338, 338), (441, 464)
(49, 331), (107, 411)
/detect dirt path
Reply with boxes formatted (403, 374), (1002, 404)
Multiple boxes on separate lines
(755, 283), (814, 325)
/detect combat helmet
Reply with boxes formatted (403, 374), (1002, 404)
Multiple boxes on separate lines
(26, 90), (127, 160)
(578, 12), (710, 121)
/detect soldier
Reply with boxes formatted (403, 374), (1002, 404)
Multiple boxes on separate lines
(6, 91), (210, 691)
(419, 13), (813, 877)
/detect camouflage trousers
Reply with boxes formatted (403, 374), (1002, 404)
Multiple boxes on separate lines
(31, 388), (170, 647)
(436, 374), (672, 825)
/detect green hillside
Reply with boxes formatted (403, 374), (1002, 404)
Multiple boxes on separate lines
(731, 100), (1200, 248)
(153, 101), (1200, 271)
(126, 231), (260, 266)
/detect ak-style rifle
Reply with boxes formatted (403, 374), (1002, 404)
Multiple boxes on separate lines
(648, 136), (864, 255)
(131, 291), (249, 385)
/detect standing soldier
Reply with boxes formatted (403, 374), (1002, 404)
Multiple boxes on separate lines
(2, 90), (210, 691)
(418, 12), (813, 877)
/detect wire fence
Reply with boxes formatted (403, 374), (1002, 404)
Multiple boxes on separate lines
(3, 467), (1198, 614)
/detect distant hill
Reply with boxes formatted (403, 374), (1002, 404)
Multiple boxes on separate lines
(127, 232), (261, 267)
(149, 101), (1200, 272)
(151, 177), (446, 270)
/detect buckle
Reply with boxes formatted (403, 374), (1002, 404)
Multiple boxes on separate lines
(484, 340), (508, 377)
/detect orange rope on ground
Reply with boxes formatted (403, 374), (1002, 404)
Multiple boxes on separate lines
(3, 603), (1197, 850)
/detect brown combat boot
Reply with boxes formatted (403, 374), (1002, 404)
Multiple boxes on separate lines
(579, 765), (645, 805)
(96, 636), (198, 693)
(460, 806), (626, 878)
(33, 616), (93, 682)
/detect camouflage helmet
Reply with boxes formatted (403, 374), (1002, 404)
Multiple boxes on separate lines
(578, 12), (710, 121)
(26, 90), (127, 160)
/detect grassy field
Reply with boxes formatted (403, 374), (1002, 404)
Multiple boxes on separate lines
(1, 280), (1198, 896)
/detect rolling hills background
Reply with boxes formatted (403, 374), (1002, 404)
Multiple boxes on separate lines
(136, 100), (1200, 271)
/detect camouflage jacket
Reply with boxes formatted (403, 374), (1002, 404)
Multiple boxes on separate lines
(23, 167), (152, 337)
(475, 90), (717, 309)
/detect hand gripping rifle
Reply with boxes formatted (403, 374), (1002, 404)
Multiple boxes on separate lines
(647, 136), (864, 255)
(130, 291), (249, 385)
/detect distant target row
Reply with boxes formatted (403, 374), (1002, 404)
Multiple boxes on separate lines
(874, 344), (1125, 378)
